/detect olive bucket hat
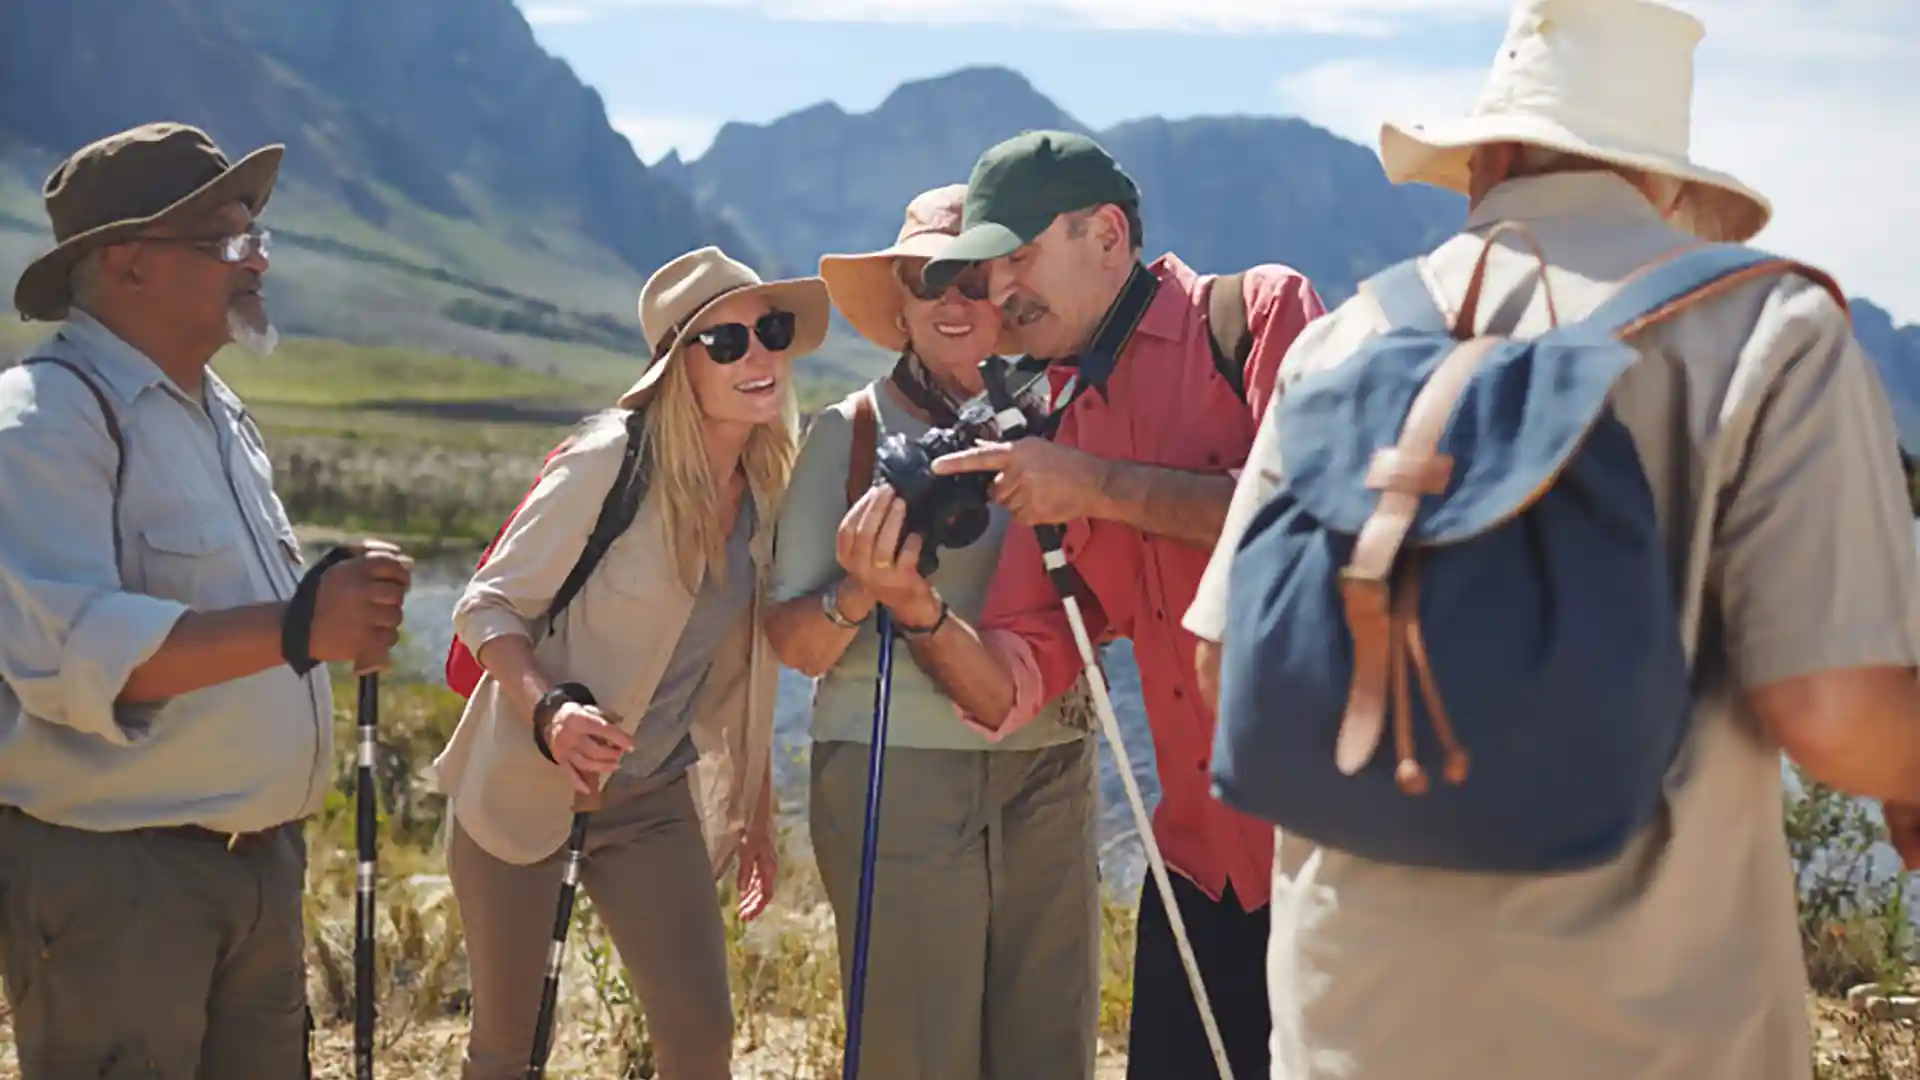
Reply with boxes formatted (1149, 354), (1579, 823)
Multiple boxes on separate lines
(13, 121), (285, 321)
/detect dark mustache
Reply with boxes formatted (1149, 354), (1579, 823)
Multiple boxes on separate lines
(1001, 295), (1048, 326)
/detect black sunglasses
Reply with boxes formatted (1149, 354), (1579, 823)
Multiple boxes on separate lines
(692, 310), (797, 363)
(897, 259), (990, 303)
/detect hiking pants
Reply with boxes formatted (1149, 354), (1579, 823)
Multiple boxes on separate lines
(809, 735), (1102, 1080)
(1126, 873), (1272, 1080)
(0, 805), (310, 1080)
(447, 767), (733, 1080)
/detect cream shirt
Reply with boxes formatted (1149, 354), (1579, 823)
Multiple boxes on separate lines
(1185, 173), (1920, 1080)
(434, 411), (778, 874)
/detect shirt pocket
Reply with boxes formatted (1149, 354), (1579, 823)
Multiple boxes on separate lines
(135, 514), (251, 609)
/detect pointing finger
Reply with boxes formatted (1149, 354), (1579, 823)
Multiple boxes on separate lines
(931, 442), (1012, 477)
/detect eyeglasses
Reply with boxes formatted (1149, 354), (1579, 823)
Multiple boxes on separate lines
(692, 310), (797, 364)
(896, 259), (990, 303)
(135, 226), (271, 265)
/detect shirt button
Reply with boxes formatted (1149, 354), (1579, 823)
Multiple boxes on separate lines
(1207, 452), (1221, 466)
(1172, 686), (1184, 701)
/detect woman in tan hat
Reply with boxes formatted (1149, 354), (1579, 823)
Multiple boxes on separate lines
(766, 185), (1102, 1080)
(432, 245), (830, 1080)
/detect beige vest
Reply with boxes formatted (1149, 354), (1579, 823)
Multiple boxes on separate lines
(432, 417), (778, 874)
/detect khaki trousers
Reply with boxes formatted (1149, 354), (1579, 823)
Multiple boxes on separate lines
(809, 736), (1102, 1080)
(447, 769), (733, 1080)
(0, 806), (310, 1080)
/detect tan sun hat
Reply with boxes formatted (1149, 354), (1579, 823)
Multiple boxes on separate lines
(14, 122), (284, 321)
(1377, 0), (1771, 244)
(619, 245), (832, 410)
(818, 183), (1021, 357)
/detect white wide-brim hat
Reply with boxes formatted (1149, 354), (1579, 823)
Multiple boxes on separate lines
(1378, 0), (1772, 244)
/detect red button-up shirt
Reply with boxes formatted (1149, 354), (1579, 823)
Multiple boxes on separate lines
(957, 252), (1326, 912)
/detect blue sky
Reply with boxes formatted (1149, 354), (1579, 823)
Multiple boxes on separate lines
(521, 0), (1920, 321)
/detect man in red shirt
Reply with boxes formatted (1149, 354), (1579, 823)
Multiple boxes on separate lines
(832, 129), (1325, 1079)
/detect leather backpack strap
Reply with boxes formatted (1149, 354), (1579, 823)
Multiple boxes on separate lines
(20, 356), (126, 570)
(846, 386), (879, 506)
(1206, 272), (1251, 403)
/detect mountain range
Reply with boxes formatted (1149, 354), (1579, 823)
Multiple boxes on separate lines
(0, 0), (1915, 441)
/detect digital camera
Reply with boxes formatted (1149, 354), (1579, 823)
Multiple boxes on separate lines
(872, 356), (1039, 576)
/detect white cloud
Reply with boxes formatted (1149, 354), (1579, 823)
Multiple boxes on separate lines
(612, 114), (723, 164)
(520, 0), (1511, 33)
(1274, 3), (1920, 323)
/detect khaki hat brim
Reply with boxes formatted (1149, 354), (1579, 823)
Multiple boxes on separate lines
(616, 276), (834, 410)
(12, 144), (285, 322)
(1377, 114), (1771, 244)
(819, 234), (1022, 358)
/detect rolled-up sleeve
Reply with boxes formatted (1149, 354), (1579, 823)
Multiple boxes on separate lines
(1711, 276), (1920, 688)
(452, 416), (630, 655)
(953, 519), (1110, 739)
(0, 368), (188, 745)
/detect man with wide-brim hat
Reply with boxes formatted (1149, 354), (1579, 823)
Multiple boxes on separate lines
(0, 121), (413, 1080)
(1183, 3), (1919, 1079)
(768, 183), (1106, 1080)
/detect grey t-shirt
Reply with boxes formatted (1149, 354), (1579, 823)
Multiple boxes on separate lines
(612, 498), (758, 784)
(770, 379), (1091, 751)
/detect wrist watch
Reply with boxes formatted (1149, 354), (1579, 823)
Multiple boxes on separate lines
(822, 582), (866, 629)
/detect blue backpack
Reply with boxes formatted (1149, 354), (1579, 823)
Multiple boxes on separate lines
(1210, 232), (1841, 874)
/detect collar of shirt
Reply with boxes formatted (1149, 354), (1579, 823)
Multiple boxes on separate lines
(1046, 252), (1202, 407)
(1466, 171), (1668, 233)
(55, 310), (255, 430)
(53, 309), (175, 407)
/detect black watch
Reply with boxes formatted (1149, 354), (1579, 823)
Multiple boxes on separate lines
(893, 597), (950, 638)
(532, 682), (596, 764)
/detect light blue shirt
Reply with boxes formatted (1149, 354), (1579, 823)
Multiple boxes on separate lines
(0, 311), (333, 832)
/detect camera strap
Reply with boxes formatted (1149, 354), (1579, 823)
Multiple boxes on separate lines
(887, 351), (968, 429)
(1025, 262), (1160, 441)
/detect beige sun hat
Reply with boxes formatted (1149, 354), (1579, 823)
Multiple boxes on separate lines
(619, 245), (832, 410)
(1377, 0), (1771, 244)
(817, 183), (1022, 357)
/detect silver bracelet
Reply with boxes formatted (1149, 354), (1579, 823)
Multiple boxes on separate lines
(822, 583), (866, 629)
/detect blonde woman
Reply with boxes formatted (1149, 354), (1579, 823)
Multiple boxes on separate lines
(433, 246), (830, 1080)
(765, 185), (1101, 1080)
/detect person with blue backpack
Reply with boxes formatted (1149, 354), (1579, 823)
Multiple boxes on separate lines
(1183, 2), (1920, 1079)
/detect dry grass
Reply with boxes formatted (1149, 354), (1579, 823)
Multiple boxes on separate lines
(0, 673), (1130, 1080)
(0, 680), (1914, 1079)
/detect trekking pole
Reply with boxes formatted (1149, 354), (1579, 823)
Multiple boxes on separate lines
(526, 790), (597, 1080)
(841, 605), (897, 1080)
(1040, 521), (1234, 1079)
(354, 667), (380, 1080)
(985, 392), (1235, 1078)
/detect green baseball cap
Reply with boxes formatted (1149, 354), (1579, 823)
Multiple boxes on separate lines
(923, 129), (1139, 287)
